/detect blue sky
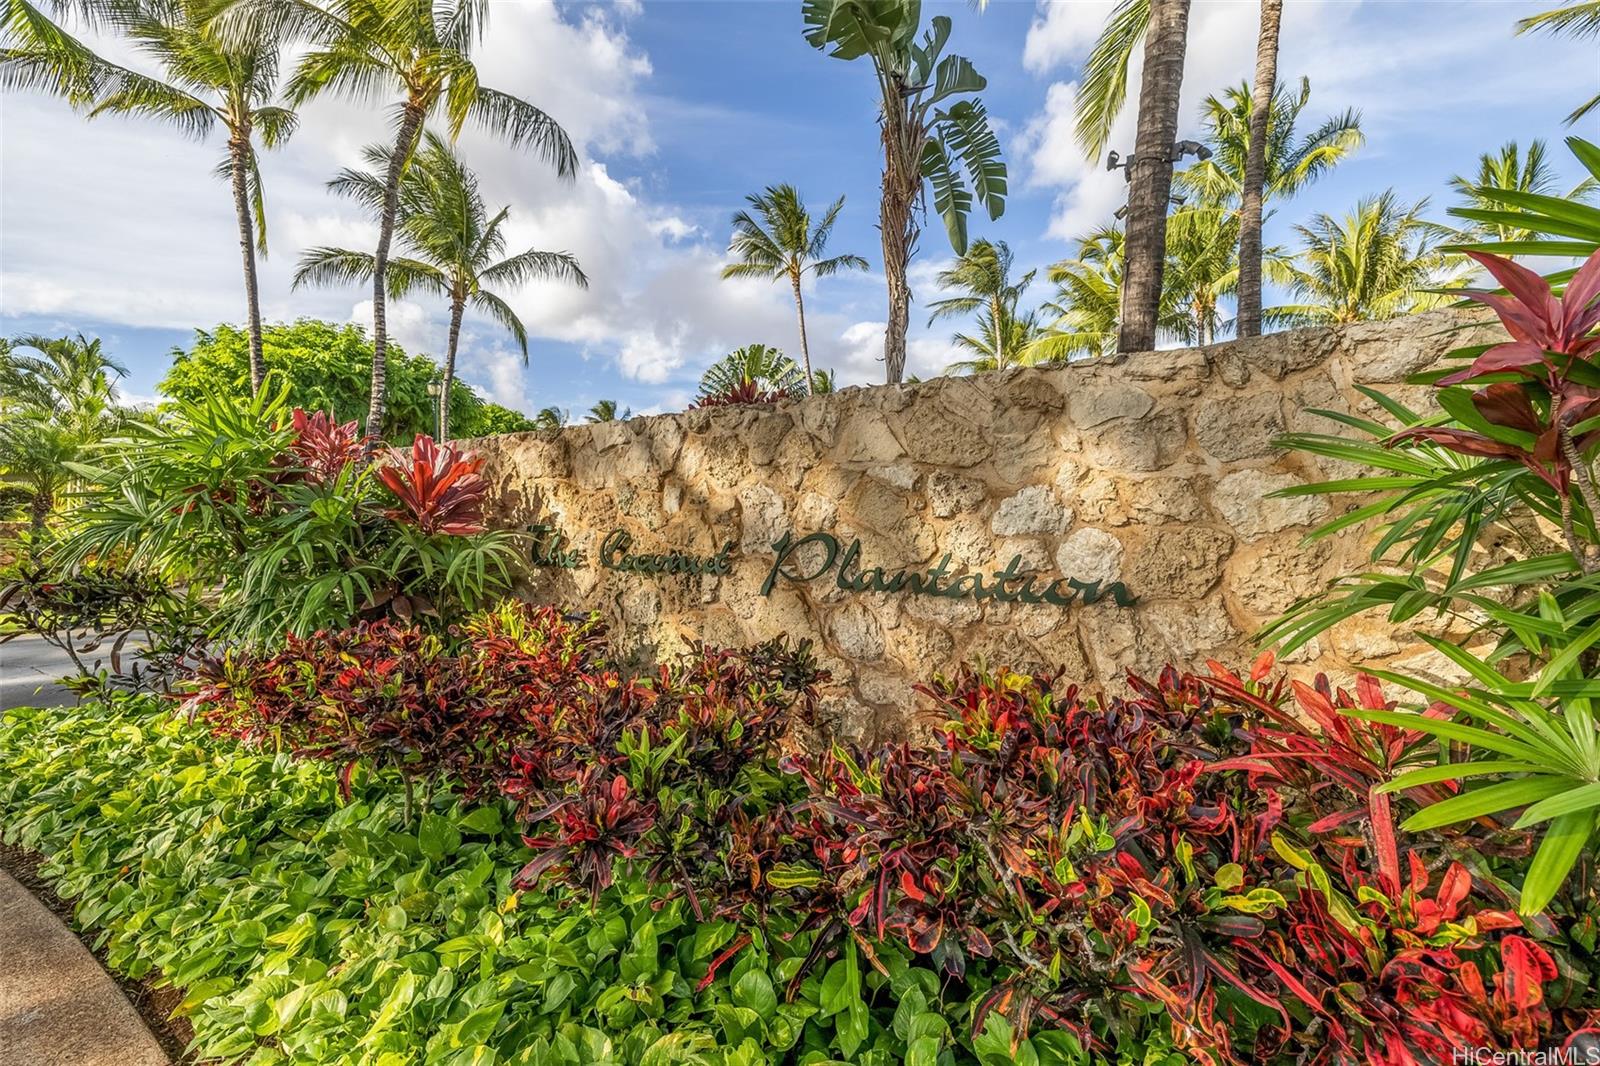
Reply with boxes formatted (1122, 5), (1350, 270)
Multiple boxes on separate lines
(3, 0), (1597, 420)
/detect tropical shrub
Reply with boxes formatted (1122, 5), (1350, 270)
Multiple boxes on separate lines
(57, 383), (518, 645)
(1270, 247), (1600, 910)
(158, 320), (534, 442)
(696, 344), (806, 406)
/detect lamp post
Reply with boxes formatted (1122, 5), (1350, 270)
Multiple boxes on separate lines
(426, 380), (442, 441)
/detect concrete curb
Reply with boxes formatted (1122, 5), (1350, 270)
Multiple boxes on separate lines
(0, 869), (168, 1065)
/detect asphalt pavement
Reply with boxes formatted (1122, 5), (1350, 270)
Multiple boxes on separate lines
(0, 637), (83, 711)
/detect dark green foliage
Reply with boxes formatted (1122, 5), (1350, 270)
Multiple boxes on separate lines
(58, 384), (518, 646)
(158, 320), (533, 442)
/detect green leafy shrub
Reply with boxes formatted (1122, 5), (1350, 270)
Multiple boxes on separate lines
(1269, 248), (1600, 910)
(159, 320), (535, 443)
(57, 383), (517, 646)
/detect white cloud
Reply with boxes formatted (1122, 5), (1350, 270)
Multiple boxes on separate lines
(834, 320), (960, 384)
(0, 0), (805, 414)
(1022, 0), (1119, 74)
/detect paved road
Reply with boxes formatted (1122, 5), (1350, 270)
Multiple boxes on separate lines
(0, 637), (83, 711)
(0, 869), (168, 1065)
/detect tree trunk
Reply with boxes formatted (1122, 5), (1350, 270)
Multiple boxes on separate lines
(880, 82), (918, 384)
(27, 488), (51, 563)
(992, 294), (1005, 368)
(439, 292), (465, 442)
(791, 272), (814, 394)
(370, 101), (427, 441)
(229, 137), (266, 395)
(1237, 0), (1282, 339)
(1118, 0), (1192, 354)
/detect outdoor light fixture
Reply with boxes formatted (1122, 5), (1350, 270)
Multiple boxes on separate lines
(1107, 139), (1213, 183)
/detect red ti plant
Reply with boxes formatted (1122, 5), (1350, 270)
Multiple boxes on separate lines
(692, 380), (790, 408)
(285, 409), (366, 485)
(377, 435), (489, 535)
(1389, 248), (1600, 571)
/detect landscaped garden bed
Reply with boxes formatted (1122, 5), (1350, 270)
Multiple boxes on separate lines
(3, 603), (1597, 1064)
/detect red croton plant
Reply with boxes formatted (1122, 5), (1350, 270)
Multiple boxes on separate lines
(1391, 248), (1600, 571)
(182, 603), (1599, 1063)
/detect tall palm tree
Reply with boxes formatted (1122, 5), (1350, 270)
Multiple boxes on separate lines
(721, 184), (867, 394)
(0, 0), (296, 394)
(1449, 140), (1597, 244)
(1236, 0), (1281, 338)
(1178, 78), (1363, 336)
(1517, 2), (1600, 124)
(294, 133), (586, 440)
(697, 344), (805, 402)
(804, 1), (1007, 383)
(1117, 0), (1191, 353)
(253, 0), (578, 436)
(927, 239), (1035, 369)
(1175, 80), (1363, 208)
(945, 308), (1043, 375)
(1272, 191), (1458, 326)
(1033, 226), (1129, 361)
(0, 333), (127, 556)
(1032, 223), (1190, 361)
(585, 400), (628, 423)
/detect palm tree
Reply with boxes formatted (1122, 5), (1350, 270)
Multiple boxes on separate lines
(0, 0), (296, 394)
(1272, 191), (1458, 326)
(0, 333), (127, 556)
(1176, 80), (1363, 208)
(945, 309), (1043, 375)
(294, 133), (586, 440)
(1517, 2), (1600, 124)
(1449, 140), (1597, 243)
(804, 1), (1007, 383)
(533, 406), (566, 431)
(1162, 206), (1242, 346)
(809, 368), (836, 395)
(721, 185), (867, 394)
(253, 0), (578, 437)
(1032, 224), (1189, 360)
(697, 344), (805, 402)
(1033, 227), (1129, 361)
(586, 400), (628, 423)
(1117, 0), (1191, 353)
(927, 240), (1035, 369)
(1236, 0), (1281, 338)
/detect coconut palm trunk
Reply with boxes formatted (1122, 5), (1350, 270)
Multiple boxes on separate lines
(881, 95), (918, 384)
(369, 101), (427, 438)
(439, 290), (465, 442)
(227, 136), (267, 394)
(790, 272), (814, 393)
(27, 488), (52, 562)
(1118, 0), (1191, 353)
(1236, 0), (1281, 339)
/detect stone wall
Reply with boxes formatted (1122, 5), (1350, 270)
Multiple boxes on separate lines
(472, 310), (1497, 741)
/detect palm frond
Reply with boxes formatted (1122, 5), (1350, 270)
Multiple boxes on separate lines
(470, 86), (576, 178)
(1072, 0), (1150, 160)
(293, 246), (378, 290)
